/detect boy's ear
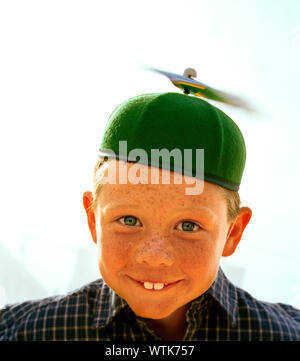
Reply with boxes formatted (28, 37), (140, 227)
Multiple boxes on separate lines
(222, 207), (252, 257)
(83, 191), (97, 244)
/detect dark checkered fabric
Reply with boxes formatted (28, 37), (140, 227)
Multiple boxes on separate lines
(1, 267), (300, 341)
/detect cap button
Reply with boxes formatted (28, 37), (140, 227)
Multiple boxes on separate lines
(183, 68), (197, 79)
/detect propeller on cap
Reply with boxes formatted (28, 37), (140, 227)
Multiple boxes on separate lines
(147, 67), (253, 112)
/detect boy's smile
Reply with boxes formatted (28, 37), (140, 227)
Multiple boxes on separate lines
(83, 159), (251, 324)
(127, 277), (182, 290)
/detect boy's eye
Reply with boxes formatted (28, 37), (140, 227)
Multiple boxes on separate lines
(116, 217), (200, 232)
(118, 216), (142, 227)
(176, 221), (200, 232)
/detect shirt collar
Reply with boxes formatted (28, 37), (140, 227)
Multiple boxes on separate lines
(91, 281), (128, 328)
(92, 266), (238, 328)
(206, 266), (238, 326)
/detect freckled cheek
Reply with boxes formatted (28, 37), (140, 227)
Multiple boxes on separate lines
(97, 230), (134, 269)
(176, 240), (219, 272)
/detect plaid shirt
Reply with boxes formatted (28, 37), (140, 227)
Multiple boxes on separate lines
(1, 267), (300, 341)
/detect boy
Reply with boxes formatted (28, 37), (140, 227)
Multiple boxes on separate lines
(1, 92), (300, 341)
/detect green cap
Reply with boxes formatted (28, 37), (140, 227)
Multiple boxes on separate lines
(99, 92), (246, 191)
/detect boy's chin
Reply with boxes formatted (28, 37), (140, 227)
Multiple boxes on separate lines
(133, 308), (175, 320)
(127, 300), (183, 320)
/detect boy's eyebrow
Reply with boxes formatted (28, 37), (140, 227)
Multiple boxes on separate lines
(173, 207), (218, 223)
(102, 203), (217, 219)
(102, 203), (140, 213)
(174, 206), (216, 218)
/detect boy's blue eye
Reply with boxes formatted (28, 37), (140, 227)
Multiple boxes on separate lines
(118, 216), (142, 227)
(117, 217), (200, 232)
(177, 221), (200, 232)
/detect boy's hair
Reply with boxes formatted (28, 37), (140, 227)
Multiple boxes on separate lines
(92, 157), (241, 222)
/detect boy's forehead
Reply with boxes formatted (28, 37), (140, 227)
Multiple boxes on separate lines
(97, 160), (225, 210)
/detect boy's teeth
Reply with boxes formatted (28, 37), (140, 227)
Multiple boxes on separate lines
(143, 282), (153, 290)
(154, 283), (164, 290)
(143, 282), (165, 290)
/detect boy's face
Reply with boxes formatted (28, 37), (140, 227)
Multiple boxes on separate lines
(83, 160), (251, 320)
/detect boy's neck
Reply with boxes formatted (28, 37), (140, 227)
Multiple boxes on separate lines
(142, 303), (190, 341)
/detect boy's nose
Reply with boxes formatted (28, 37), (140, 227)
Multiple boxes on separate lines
(135, 238), (175, 267)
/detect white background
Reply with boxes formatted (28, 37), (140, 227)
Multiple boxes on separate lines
(0, 0), (300, 308)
